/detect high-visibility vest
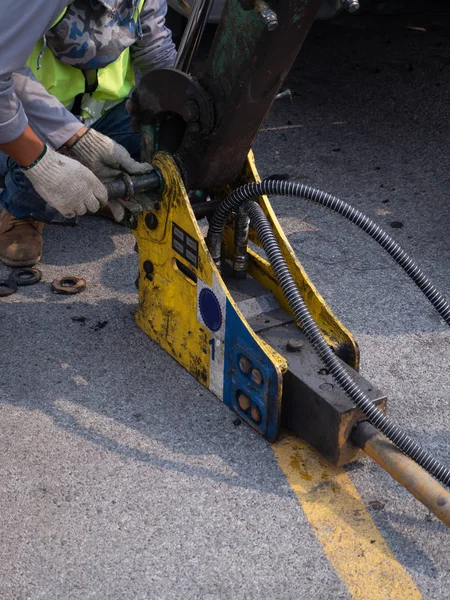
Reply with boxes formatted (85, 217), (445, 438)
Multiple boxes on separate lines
(26, 0), (145, 121)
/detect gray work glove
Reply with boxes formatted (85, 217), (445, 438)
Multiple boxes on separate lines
(69, 129), (153, 222)
(23, 145), (108, 218)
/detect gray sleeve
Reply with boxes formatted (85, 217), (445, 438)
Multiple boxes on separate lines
(130, 0), (177, 74)
(12, 68), (84, 150)
(0, 0), (75, 145)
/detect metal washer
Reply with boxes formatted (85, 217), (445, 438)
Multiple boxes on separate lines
(0, 279), (18, 297)
(10, 267), (42, 286)
(51, 275), (87, 295)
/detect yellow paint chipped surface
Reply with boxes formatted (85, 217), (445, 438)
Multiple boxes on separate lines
(272, 435), (422, 600)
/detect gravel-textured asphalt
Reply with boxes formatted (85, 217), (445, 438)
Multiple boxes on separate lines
(1, 12), (449, 600)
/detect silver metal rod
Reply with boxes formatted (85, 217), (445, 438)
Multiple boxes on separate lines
(174, 0), (213, 73)
(232, 207), (250, 278)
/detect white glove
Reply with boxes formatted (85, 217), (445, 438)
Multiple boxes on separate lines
(69, 129), (153, 222)
(23, 145), (108, 218)
(69, 128), (152, 179)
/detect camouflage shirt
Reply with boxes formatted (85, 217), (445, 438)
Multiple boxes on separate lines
(0, 0), (176, 147)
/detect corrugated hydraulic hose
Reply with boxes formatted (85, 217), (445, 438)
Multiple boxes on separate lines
(207, 180), (450, 327)
(206, 183), (450, 487)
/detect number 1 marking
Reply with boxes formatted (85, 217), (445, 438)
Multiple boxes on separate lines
(209, 337), (215, 361)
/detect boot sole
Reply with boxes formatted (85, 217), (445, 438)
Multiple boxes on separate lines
(0, 255), (41, 268)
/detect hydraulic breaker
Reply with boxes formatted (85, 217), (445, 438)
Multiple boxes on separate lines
(130, 149), (385, 458)
(109, 0), (450, 524)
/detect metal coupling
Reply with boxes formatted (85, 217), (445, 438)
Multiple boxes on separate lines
(342, 0), (360, 13)
(105, 171), (162, 202)
(232, 208), (250, 279)
(254, 0), (278, 31)
(260, 8), (278, 30)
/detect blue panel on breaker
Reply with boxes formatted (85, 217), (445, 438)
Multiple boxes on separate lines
(199, 288), (223, 332)
(223, 299), (281, 441)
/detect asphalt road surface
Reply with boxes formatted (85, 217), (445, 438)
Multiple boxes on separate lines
(1, 11), (449, 600)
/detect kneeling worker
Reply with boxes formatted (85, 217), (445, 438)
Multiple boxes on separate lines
(0, 0), (176, 266)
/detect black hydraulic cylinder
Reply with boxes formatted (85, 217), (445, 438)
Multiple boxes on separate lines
(105, 172), (161, 201)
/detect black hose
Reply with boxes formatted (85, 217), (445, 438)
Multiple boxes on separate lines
(207, 180), (450, 327)
(242, 200), (450, 487)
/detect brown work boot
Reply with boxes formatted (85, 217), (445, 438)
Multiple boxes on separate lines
(0, 210), (44, 267)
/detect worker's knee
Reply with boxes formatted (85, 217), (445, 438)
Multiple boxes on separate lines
(0, 158), (49, 220)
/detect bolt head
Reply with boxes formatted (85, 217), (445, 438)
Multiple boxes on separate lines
(251, 368), (263, 386)
(238, 393), (251, 412)
(286, 339), (304, 352)
(343, 0), (360, 13)
(239, 355), (253, 374)
(143, 261), (154, 281)
(145, 213), (158, 230)
(251, 405), (262, 423)
(143, 260), (154, 275)
(260, 9), (278, 31)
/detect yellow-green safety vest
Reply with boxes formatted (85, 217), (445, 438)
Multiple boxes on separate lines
(26, 1), (145, 121)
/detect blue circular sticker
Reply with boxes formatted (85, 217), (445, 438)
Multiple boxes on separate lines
(199, 288), (222, 332)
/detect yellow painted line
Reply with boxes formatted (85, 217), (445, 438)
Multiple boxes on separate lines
(272, 435), (422, 600)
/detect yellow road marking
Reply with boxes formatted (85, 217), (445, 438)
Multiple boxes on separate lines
(272, 435), (422, 600)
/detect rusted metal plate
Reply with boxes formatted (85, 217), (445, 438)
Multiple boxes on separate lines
(184, 0), (322, 188)
(133, 0), (321, 189)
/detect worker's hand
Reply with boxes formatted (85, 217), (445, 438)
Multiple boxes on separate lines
(22, 145), (108, 218)
(68, 128), (152, 182)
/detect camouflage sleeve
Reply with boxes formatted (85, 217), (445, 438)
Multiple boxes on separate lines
(0, 0), (73, 145)
(130, 0), (177, 74)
